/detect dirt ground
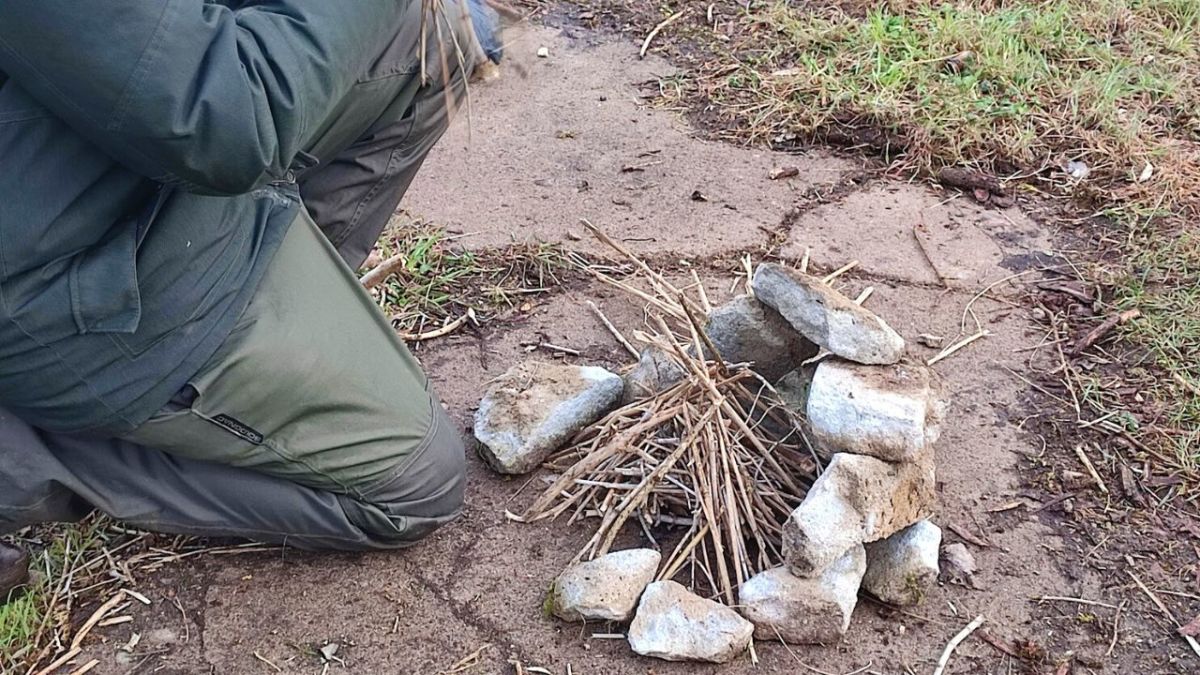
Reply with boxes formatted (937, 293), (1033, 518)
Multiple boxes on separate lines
(77, 23), (1185, 675)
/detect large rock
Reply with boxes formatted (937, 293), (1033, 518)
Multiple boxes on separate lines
(474, 362), (623, 474)
(704, 295), (817, 380)
(628, 581), (754, 663)
(807, 359), (946, 462)
(751, 263), (905, 365)
(862, 520), (941, 606)
(551, 549), (661, 622)
(739, 546), (865, 644)
(621, 346), (686, 404)
(783, 452), (936, 577)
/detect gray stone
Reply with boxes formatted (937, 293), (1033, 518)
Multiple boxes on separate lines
(628, 581), (754, 663)
(621, 346), (686, 404)
(783, 451), (936, 577)
(940, 542), (978, 588)
(739, 546), (865, 644)
(775, 365), (817, 413)
(751, 263), (905, 365)
(704, 295), (817, 380)
(807, 359), (946, 462)
(474, 362), (624, 474)
(862, 520), (941, 606)
(552, 549), (661, 622)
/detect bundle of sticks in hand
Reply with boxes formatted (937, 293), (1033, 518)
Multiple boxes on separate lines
(520, 222), (820, 605)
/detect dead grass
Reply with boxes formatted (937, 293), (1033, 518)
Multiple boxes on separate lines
(365, 216), (593, 337)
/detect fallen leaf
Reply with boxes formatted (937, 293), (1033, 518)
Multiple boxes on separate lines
(944, 50), (974, 74)
(1137, 162), (1154, 182)
(917, 333), (945, 349)
(1064, 159), (1090, 179)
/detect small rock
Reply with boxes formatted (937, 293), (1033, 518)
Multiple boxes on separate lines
(739, 546), (865, 644)
(783, 451), (936, 577)
(705, 295), (817, 381)
(940, 542), (978, 587)
(622, 346), (686, 404)
(806, 359), (945, 462)
(537, 46), (550, 58)
(774, 365), (817, 413)
(474, 362), (624, 474)
(862, 520), (941, 606)
(552, 549), (661, 622)
(751, 264), (905, 365)
(628, 581), (754, 663)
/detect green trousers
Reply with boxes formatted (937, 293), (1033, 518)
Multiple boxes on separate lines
(0, 1), (476, 550)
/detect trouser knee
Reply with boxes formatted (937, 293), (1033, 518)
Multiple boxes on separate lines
(340, 403), (466, 547)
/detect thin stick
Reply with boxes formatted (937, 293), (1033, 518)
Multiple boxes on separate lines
(639, 10), (686, 59)
(64, 661), (98, 675)
(821, 260), (858, 284)
(396, 309), (474, 342)
(1038, 596), (1121, 610)
(854, 287), (874, 305)
(799, 247), (811, 273)
(691, 270), (713, 314)
(1108, 600), (1126, 657)
(587, 301), (639, 358)
(932, 615), (985, 675)
(1074, 445), (1109, 495)
(360, 252), (408, 289)
(927, 330), (988, 366)
(1127, 567), (1200, 657)
(70, 591), (127, 650)
(30, 648), (82, 675)
(254, 652), (283, 672)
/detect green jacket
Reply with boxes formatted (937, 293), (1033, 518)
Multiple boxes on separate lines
(0, 1), (409, 433)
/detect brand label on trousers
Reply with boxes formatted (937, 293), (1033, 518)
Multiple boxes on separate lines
(211, 414), (264, 445)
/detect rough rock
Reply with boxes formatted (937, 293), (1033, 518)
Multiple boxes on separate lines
(751, 263), (905, 365)
(551, 549), (661, 622)
(621, 346), (686, 404)
(940, 542), (979, 588)
(474, 362), (623, 474)
(739, 546), (865, 644)
(783, 451), (936, 577)
(628, 581), (754, 663)
(807, 359), (946, 462)
(775, 365), (817, 413)
(862, 520), (941, 606)
(704, 295), (818, 380)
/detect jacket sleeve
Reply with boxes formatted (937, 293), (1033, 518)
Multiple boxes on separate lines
(0, 1), (406, 195)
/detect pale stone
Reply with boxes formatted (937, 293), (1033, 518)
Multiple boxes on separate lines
(751, 263), (905, 365)
(552, 549), (661, 622)
(783, 452), (936, 577)
(628, 581), (754, 663)
(739, 546), (865, 644)
(862, 520), (941, 606)
(704, 295), (817, 380)
(807, 359), (945, 462)
(474, 362), (623, 474)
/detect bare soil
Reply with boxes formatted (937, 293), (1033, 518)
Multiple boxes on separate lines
(77, 22), (1192, 675)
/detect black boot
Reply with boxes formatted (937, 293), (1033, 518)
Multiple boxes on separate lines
(0, 541), (29, 604)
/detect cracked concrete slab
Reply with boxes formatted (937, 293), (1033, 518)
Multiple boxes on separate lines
(404, 25), (860, 257)
(781, 183), (1053, 287)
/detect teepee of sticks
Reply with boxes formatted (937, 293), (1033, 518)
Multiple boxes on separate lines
(519, 223), (821, 605)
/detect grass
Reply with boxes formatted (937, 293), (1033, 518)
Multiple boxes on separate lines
(710, 0), (1199, 212)
(652, 0), (1200, 483)
(366, 216), (590, 337)
(1, 518), (112, 672)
